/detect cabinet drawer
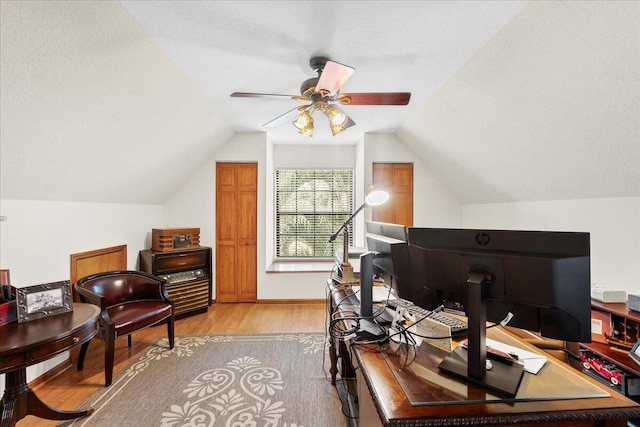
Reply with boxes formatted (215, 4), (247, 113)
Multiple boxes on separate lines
(0, 352), (27, 373)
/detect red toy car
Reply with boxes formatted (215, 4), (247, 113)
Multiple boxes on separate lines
(581, 352), (623, 386)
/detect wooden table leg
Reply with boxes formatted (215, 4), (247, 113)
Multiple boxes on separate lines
(1, 368), (93, 427)
(329, 336), (338, 385)
(1, 396), (18, 427)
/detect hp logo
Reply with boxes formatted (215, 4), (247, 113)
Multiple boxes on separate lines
(475, 232), (491, 246)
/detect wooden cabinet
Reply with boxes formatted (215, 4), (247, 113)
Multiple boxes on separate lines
(372, 163), (413, 226)
(138, 247), (212, 317)
(216, 163), (257, 303)
(582, 300), (640, 402)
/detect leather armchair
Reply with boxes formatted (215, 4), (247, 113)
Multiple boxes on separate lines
(75, 270), (175, 386)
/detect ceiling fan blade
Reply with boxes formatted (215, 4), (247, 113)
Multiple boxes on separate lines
(338, 92), (411, 106)
(231, 92), (301, 100)
(316, 61), (355, 96)
(263, 106), (308, 128)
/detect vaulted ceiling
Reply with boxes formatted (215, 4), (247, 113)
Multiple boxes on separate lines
(1, 1), (638, 205)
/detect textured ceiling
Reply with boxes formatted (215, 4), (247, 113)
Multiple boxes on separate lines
(120, 0), (526, 145)
(1, 1), (638, 205)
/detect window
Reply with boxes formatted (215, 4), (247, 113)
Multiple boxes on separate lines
(276, 169), (354, 258)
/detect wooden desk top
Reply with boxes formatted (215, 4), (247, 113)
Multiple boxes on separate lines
(328, 283), (640, 426)
(354, 332), (640, 426)
(0, 303), (100, 374)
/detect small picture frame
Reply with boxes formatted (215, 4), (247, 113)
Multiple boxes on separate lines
(16, 280), (73, 322)
(630, 339), (640, 368)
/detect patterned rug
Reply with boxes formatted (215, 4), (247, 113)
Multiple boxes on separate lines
(61, 334), (346, 427)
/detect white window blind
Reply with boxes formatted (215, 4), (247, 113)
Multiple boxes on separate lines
(276, 169), (354, 258)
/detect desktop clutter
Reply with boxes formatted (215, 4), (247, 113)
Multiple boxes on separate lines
(329, 222), (597, 398)
(591, 284), (640, 314)
(329, 280), (547, 393)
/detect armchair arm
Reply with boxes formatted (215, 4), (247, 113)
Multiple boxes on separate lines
(74, 283), (115, 333)
(74, 284), (106, 309)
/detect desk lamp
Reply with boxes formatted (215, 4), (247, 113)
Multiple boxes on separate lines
(329, 186), (390, 281)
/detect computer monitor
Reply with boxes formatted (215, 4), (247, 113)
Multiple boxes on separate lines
(357, 222), (409, 325)
(407, 227), (591, 397)
(365, 221), (411, 295)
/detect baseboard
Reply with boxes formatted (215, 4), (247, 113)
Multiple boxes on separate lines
(30, 359), (72, 389)
(257, 299), (326, 304)
(210, 299), (325, 305)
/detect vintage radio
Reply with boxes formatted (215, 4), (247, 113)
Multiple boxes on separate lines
(152, 228), (200, 252)
(138, 247), (212, 317)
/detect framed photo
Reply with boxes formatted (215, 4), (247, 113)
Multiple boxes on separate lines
(630, 339), (640, 368)
(16, 280), (73, 322)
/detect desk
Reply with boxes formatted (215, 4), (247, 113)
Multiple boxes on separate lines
(327, 282), (640, 426)
(0, 303), (100, 427)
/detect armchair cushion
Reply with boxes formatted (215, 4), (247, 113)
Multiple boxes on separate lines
(109, 301), (173, 337)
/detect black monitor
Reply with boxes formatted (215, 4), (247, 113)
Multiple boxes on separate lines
(365, 221), (411, 296)
(356, 222), (409, 334)
(407, 227), (591, 397)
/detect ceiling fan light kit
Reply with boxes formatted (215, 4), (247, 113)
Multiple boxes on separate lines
(231, 56), (411, 137)
(292, 109), (314, 137)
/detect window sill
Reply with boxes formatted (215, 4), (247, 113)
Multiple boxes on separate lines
(266, 261), (337, 273)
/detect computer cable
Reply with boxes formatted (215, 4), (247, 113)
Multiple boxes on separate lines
(333, 377), (359, 421)
(391, 309), (515, 341)
(328, 312), (360, 341)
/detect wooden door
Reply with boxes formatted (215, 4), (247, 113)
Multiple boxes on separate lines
(372, 163), (413, 226)
(70, 245), (127, 288)
(216, 163), (257, 302)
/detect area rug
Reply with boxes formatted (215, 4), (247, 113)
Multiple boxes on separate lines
(61, 333), (346, 427)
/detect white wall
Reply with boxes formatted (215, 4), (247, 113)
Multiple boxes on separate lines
(363, 133), (463, 228)
(0, 198), (163, 392)
(0, 199), (164, 283)
(463, 197), (640, 294)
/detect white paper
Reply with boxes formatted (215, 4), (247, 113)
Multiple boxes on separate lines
(351, 285), (397, 303)
(484, 338), (548, 375)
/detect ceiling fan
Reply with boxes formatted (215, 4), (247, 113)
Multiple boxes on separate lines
(230, 57), (411, 137)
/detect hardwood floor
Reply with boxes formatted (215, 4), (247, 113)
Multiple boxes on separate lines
(18, 302), (328, 426)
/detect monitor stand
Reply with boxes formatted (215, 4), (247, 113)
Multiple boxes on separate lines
(355, 251), (387, 339)
(439, 346), (524, 397)
(438, 272), (524, 397)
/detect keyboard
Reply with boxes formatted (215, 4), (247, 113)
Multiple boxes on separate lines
(386, 298), (467, 351)
(386, 297), (468, 341)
